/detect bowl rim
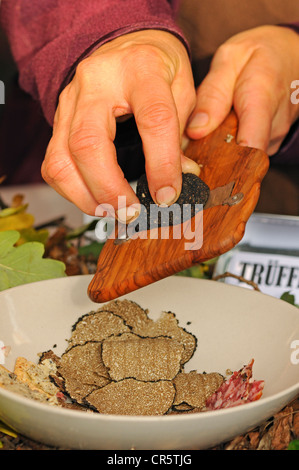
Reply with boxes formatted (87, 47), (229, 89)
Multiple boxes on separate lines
(0, 275), (298, 424)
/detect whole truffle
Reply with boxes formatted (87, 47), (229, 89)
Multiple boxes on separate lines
(134, 172), (210, 229)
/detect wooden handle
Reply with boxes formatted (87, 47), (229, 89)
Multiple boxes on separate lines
(88, 110), (269, 303)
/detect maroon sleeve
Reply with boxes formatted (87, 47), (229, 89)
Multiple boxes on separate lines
(271, 120), (299, 165)
(282, 21), (299, 34)
(0, 0), (188, 125)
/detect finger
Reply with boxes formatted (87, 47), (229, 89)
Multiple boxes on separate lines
(68, 94), (140, 218)
(234, 88), (273, 152)
(171, 73), (202, 175)
(265, 98), (293, 155)
(186, 53), (238, 139)
(233, 53), (278, 152)
(129, 75), (184, 206)
(42, 141), (98, 214)
(171, 70), (197, 138)
(42, 88), (101, 216)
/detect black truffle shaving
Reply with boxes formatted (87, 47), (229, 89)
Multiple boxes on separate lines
(133, 172), (210, 230)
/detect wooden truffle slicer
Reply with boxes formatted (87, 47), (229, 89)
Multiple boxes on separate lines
(88, 110), (269, 303)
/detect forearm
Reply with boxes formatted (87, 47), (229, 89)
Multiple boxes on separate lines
(0, 0), (188, 125)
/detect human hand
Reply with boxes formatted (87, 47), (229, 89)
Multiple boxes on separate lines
(42, 30), (199, 220)
(186, 25), (299, 156)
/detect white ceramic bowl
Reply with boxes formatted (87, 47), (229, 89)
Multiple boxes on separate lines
(0, 275), (298, 450)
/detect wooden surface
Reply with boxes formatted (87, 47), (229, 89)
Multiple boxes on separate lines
(88, 110), (269, 303)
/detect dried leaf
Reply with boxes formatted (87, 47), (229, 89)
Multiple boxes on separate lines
(257, 430), (273, 450)
(11, 194), (24, 208)
(225, 436), (247, 450)
(271, 407), (293, 450)
(248, 431), (260, 449)
(293, 411), (299, 438)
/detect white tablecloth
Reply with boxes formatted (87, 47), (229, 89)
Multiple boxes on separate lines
(0, 183), (83, 228)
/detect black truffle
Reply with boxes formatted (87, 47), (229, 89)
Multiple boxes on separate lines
(133, 172), (210, 229)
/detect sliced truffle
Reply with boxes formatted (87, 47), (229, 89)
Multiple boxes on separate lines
(58, 342), (111, 403)
(102, 334), (184, 381)
(86, 378), (176, 415)
(140, 311), (197, 364)
(91, 302), (196, 365)
(135, 172), (210, 229)
(59, 341), (110, 385)
(98, 299), (151, 332)
(64, 376), (99, 404)
(68, 309), (130, 348)
(172, 370), (224, 410)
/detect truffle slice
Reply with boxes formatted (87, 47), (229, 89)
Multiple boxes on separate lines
(93, 302), (196, 365)
(102, 334), (184, 381)
(68, 310), (130, 348)
(63, 376), (99, 404)
(59, 341), (110, 385)
(58, 342), (111, 403)
(98, 299), (151, 332)
(86, 378), (176, 415)
(135, 172), (210, 228)
(140, 311), (197, 364)
(172, 370), (224, 410)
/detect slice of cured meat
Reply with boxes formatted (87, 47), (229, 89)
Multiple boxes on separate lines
(205, 359), (264, 411)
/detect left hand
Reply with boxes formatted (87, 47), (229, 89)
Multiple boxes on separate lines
(186, 25), (299, 155)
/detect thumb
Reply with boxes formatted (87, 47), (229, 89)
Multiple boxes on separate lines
(185, 42), (252, 139)
(186, 61), (236, 139)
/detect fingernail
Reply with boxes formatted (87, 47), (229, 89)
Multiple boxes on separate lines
(181, 135), (190, 151)
(237, 139), (248, 147)
(116, 204), (140, 224)
(95, 203), (115, 218)
(188, 112), (209, 129)
(155, 186), (177, 207)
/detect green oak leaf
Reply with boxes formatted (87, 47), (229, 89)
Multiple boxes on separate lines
(0, 230), (66, 291)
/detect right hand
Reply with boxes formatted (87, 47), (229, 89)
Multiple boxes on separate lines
(42, 30), (199, 222)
